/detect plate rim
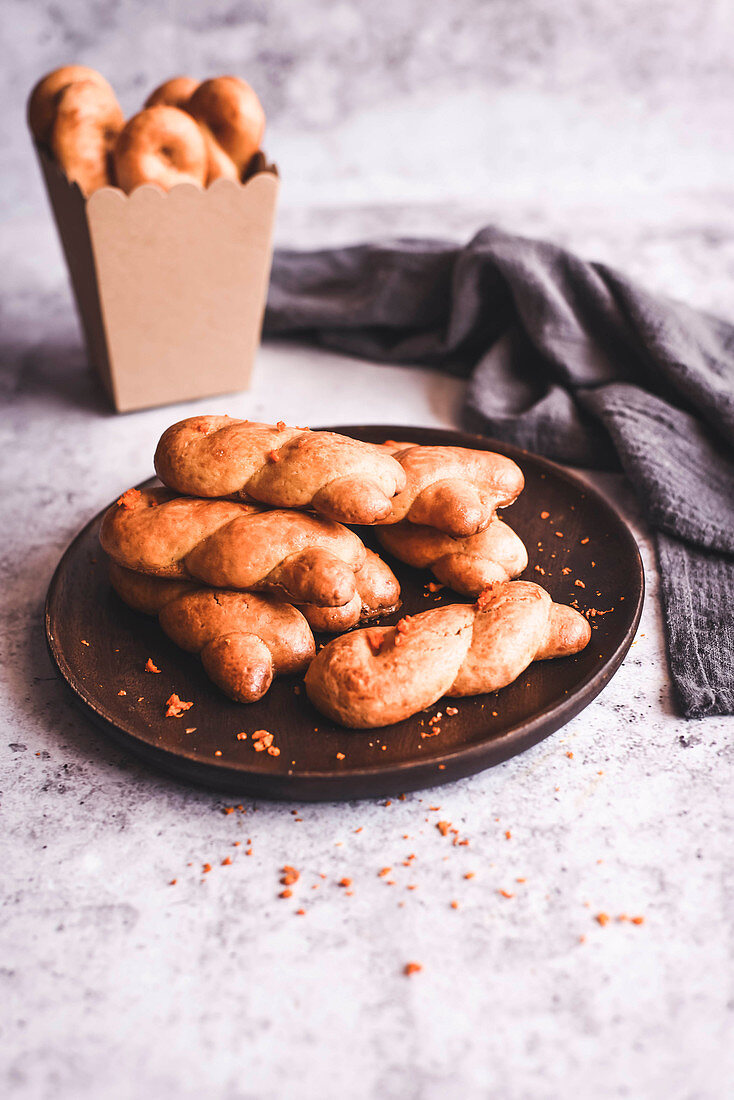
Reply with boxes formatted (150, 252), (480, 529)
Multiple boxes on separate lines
(44, 424), (645, 796)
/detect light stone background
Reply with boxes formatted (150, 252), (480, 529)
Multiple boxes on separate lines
(1, 2), (733, 1099)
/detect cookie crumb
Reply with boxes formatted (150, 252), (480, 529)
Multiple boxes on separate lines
(165, 694), (193, 718)
(281, 866), (299, 886)
(252, 730), (274, 752)
(116, 488), (141, 509)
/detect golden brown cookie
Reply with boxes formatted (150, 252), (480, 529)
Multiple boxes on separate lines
(48, 79), (124, 194)
(100, 486), (377, 609)
(28, 65), (116, 144)
(187, 76), (265, 183)
(113, 106), (209, 193)
(154, 416), (407, 525)
(305, 580), (591, 727)
(377, 516), (528, 595)
(109, 563), (314, 703)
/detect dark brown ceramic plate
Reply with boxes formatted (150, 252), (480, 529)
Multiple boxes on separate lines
(45, 425), (643, 800)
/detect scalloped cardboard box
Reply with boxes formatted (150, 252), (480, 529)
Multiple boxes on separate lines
(34, 145), (279, 412)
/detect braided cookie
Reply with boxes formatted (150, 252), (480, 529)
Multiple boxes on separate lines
(154, 417), (407, 524)
(113, 106), (208, 193)
(377, 516), (528, 596)
(144, 76), (200, 110)
(187, 77), (265, 183)
(28, 65), (117, 145)
(107, 543), (397, 635)
(305, 580), (591, 727)
(109, 564), (314, 703)
(99, 487), (398, 613)
(48, 80), (124, 195)
(381, 441), (524, 536)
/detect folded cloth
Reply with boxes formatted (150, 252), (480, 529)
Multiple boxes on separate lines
(265, 227), (734, 717)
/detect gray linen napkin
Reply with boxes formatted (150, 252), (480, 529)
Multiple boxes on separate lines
(264, 227), (734, 717)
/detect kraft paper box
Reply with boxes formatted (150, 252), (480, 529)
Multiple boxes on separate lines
(34, 145), (279, 412)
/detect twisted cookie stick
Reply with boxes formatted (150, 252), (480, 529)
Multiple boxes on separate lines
(154, 416), (407, 525)
(108, 547), (397, 634)
(377, 516), (528, 596)
(305, 580), (591, 727)
(109, 564), (314, 703)
(155, 418), (523, 537)
(100, 487), (399, 621)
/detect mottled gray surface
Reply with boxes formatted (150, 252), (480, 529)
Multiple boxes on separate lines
(2, 2), (734, 1098)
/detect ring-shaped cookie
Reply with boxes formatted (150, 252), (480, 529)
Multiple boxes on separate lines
(187, 76), (265, 183)
(113, 106), (208, 193)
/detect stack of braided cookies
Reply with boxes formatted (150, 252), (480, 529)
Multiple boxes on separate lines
(100, 416), (591, 728)
(28, 66), (268, 196)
